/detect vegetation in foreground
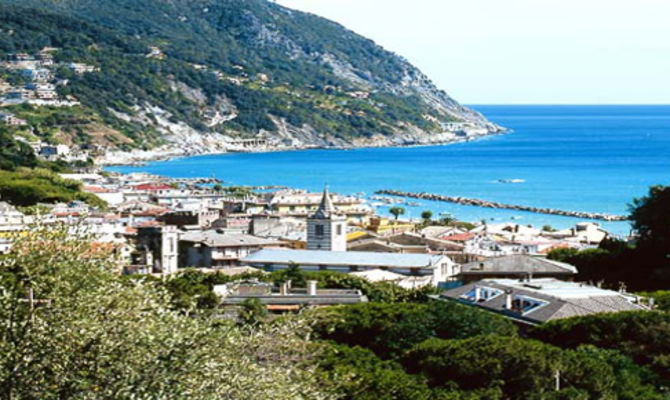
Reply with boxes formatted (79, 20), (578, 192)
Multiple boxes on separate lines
(1, 231), (669, 398)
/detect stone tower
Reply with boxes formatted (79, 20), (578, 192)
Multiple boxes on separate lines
(307, 186), (347, 251)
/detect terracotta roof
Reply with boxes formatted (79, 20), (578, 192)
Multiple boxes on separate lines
(441, 232), (475, 242)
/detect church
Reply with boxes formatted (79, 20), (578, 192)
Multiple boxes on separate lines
(306, 186), (347, 251)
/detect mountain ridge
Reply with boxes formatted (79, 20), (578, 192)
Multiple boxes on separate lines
(0, 0), (503, 163)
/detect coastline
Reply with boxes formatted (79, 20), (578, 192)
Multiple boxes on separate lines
(98, 128), (509, 166)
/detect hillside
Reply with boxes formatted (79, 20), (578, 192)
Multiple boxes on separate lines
(0, 0), (503, 162)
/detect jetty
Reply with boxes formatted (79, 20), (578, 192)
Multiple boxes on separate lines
(375, 190), (628, 222)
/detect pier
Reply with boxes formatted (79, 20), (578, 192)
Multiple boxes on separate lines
(375, 190), (628, 222)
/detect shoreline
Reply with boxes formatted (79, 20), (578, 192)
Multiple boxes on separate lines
(98, 129), (509, 166)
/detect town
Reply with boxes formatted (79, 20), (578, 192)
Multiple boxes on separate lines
(0, 166), (650, 323)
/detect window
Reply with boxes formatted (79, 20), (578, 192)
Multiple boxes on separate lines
(460, 286), (503, 302)
(336, 224), (342, 236)
(511, 295), (548, 314)
(315, 224), (324, 236)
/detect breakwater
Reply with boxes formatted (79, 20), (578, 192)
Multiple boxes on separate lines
(375, 190), (628, 222)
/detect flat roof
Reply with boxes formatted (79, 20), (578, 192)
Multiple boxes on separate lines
(241, 249), (445, 269)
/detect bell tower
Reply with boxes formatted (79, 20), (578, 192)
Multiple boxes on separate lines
(307, 185), (347, 251)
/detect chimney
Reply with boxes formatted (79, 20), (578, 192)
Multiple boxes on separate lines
(307, 280), (318, 296)
(505, 289), (513, 310)
(474, 287), (482, 302)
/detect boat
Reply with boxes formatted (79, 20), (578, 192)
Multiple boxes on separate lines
(498, 179), (525, 184)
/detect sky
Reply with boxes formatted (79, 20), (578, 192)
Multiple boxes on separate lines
(276, 0), (670, 104)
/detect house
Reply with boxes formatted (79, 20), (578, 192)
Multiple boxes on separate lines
(348, 231), (464, 253)
(241, 248), (457, 286)
(215, 279), (367, 314)
(543, 222), (609, 245)
(179, 230), (286, 268)
(268, 189), (372, 223)
(438, 278), (648, 325)
(456, 254), (577, 284)
(0, 113), (27, 126)
(159, 209), (220, 228)
(127, 226), (179, 275)
(68, 63), (98, 74)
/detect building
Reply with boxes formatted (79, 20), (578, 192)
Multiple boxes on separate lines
(159, 209), (220, 229)
(241, 248), (456, 286)
(179, 230), (285, 268)
(0, 113), (27, 126)
(307, 186), (347, 251)
(456, 255), (578, 284)
(268, 188), (372, 223)
(215, 279), (367, 313)
(129, 226), (178, 274)
(439, 278), (648, 325)
(68, 63), (98, 74)
(348, 231), (464, 253)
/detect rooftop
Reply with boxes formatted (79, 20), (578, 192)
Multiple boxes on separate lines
(180, 230), (283, 248)
(440, 278), (647, 325)
(241, 248), (445, 269)
(460, 255), (577, 275)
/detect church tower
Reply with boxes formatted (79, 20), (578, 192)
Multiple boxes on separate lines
(307, 186), (347, 251)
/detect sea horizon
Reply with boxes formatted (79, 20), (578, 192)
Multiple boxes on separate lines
(108, 104), (670, 236)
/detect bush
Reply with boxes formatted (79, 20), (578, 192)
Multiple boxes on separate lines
(530, 311), (670, 382)
(308, 301), (517, 359)
(403, 336), (660, 399)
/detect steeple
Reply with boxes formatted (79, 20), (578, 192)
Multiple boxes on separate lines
(312, 184), (336, 219)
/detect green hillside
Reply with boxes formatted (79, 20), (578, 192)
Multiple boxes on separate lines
(0, 0), (497, 152)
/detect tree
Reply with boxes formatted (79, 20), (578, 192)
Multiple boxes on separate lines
(238, 298), (268, 326)
(389, 206), (405, 221)
(630, 185), (670, 257)
(421, 210), (433, 221)
(0, 229), (331, 399)
(213, 183), (223, 192)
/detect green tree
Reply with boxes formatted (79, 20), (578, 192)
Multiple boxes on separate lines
(238, 298), (268, 326)
(421, 210), (433, 221)
(389, 206), (406, 220)
(0, 229), (331, 399)
(630, 185), (670, 257)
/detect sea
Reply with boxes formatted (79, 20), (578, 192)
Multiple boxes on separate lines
(107, 105), (670, 236)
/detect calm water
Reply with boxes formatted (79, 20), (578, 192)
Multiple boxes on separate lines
(108, 105), (670, 235)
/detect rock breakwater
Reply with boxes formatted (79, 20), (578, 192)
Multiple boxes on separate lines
(376, 190), (628, 222)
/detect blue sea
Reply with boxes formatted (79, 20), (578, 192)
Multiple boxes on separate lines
(107, 105), (670, 236)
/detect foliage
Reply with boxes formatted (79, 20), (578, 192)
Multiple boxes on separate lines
(238, 298), (268, 326)
(0, 167), (105, 208)
(403, 335), (661, 400)
(389, 206), (405, 220)
(0, 229), (332, 399)
(638, 290), (670, 311)
(316, 342), (473, 400)
(530, 311), (670, 382)
(420, 210), (432, 221)
(308, 301), (517, 359)
(630, 185), (670, 257)
(0, 0), (455, 149)
(0, 126), (37, 170)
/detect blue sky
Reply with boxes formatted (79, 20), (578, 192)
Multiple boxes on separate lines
(277, 0), (670, 104)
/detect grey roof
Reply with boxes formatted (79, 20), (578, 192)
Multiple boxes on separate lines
(311, 185), (336, 219)
(440, 278), (646, 325)
(461, 255), (577, 276)
(241, 248), (445, 269)
(180, 230), (282, 248)
(220, 289), (367, 306)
